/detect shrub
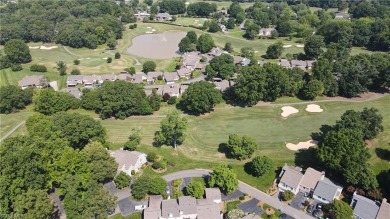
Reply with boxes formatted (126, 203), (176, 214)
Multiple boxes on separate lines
(282, 190), (294, 201)
(115, 52), (121, 59)
(107, 57), (112, 63)
(167, 96), (177, 105)
(239, 195), (245, 200)
(131, 170), (136, 175)
(73, 59), (80, 65)
(124, 140), (137, 151)
(11, 64), (23, 71)
(152, 160), (167, 170)
(114, 172), (131, 189)
(30, 64), (47, 72)
(71, 69), (81, 75)
(147, 152), (158, 162)
(167, 160), (177, 167)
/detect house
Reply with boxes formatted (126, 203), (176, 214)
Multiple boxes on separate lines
(156, 13), (172, 21)
(278, 164), (303, 194)
(83, 75), (99, 87)
(279, 59), (291, 68)
(233, 56), (245, 65)
(291, 60), (307, 71)
(110, 150), (147, 176)
(350, 192), (381, 219)
(176, 196), (198, 219)
(144, 195), (162, 219)
(241, 215), (261, 219)
(376, 198), (390, 219)
(306, 60), (315, 70)
(219, 24), (227, 32)
(99, 74), (116, 83)
(134, 11), (151, 21)
(162, 85), (180, 97)
(66, 75), (83, 87)
(299, 168), (325, 193)
(335, 12), (350, 19)
(180, 84), (189, 95)
(147, 71), (163, 83)
(182, 52), (201, 70)
(259, 28), (276, 37)
(208, 47), (223, 57)
(18, 75), (48, 90)
(220, 9), (228, 15)
(133, 72), (147, 84)
(313, 178), (342, 204)
(177, 68), (192, 78)
(241, 58), (250, 67)
(196, 200), (222, 219)
(116, 73), (133, 82)
(164, 72), (179, 84)
(62, 87), (82, 99)
(205, 188), (222, 203)
(213, 78), (231, 92)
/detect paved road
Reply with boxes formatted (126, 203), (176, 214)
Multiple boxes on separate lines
(163, 169), (313, 219)
(0, 121), (25, 142)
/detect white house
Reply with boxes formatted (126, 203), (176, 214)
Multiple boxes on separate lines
(278, 164), (303, 195)
(313, 178), (342, 204)
(110, 150), (147, 176)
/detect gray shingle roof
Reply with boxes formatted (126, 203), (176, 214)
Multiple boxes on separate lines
(18, 75), (45, 87)
(279, 165), (303, 189)
(205, 188), (221, 201)
(313, 178), (342, 202)
(376, 198), (390, 219)
(178, 196), (197, 215)
(161, 199), (180, 218)
(351, 193), (380, 219)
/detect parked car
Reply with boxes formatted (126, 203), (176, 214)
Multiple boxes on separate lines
(316, 203), (324, 210)
(307, 204), (315, 213)
(134, 205), (146, 210)
(313, 209), (321, 217)
(166, 185), (170, 194)
(279, 213), (287, 219)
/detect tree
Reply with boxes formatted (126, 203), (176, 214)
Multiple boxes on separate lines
(227, 18), (235, 29)
(328, 200), (353, 219)
(224, 42), (233, 53)
(81, 142), (117, 183)
(244, 20), (260, 40)
(179, 37), (192, 53)
(131, 175), (166, 200)
(71, 69), (81, 75)
(126, 67), (136, 75)
(300, 80), (324, 100)
(208, 54), (235, 79)
(30, 64), (47, 72)
(148, 89), (162, 111)
(282, 190), (294, 201)
(114, 172), (131, 189)
(312, 58), (338, 96)
(107, 34), (117, 50)
(304, 35), (324, 59)
(186, 31), (197, 44)
(241, 47), (255, 59)
(56, 61), (67, 76)
(246, 156), (273, 177)
(186, 181), (205, 198)
(33, 89), (79, 115)
(208, 20), (220, 33)
(13, 189), (54, 219)
(187, 2), (217, 17)
(154, 111), (188, 148)
(115, 52), (121, 59)
(74, 59), (80, 65)
(225, 134), (257, 160)
(158, 0), (186, 15)
(208, 164), (238, 194)
(143, 61), (156, 73)
(0, 85), (33, 114)
(107, 57), (112, 63)
(81, 81), (154, 119)
(144, 0), (153, 6)
(197, 34), (215, 53)
(147, 152), (158, 162)
(124, 129), (141, 151)
(179, 81), (222, 115)
(265, 42), (284, 59)
(4, 39), (32, 64)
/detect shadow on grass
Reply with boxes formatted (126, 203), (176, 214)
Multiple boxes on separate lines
(294, 147), (322, 170)
(375, 148), (390, 161)
(218, 143), (236, 159)
(310, 124), (333, 142)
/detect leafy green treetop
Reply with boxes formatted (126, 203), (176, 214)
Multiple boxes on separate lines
(186, 181), (205, 199)
(208, 164), (238, 194)
(154, 111), (188, 148)
(225, 134), (258, 160)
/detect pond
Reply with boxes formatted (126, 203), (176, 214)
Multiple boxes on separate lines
(127, 31), (186, 59)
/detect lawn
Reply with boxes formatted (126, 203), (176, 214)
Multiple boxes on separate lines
(110, 212), (141, 219)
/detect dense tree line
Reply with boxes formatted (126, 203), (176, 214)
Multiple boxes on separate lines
(179, 32), (215, 54)
(33, 89), (80, 115)
(314, 108), (384, 190)
(81, 81), (157, 119)
(131, 175), (167, 200)
(0, 86), (33, 114)
(187, 2), (217, 17)
(158, 0), (186, 15)
(206, 54), (235, 79)
(0, 0), (126, 48)
(0, 111), (116, 218)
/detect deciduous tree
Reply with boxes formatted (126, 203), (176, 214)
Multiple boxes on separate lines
(208, 164), (238, 194)
(225, 134), (257, 160)
(197, 34), (215, 53)
(4, 39), (32, 64)
(114, 172), (131, 189)
(143, 61), (156, 73)
(154, 111), (188, 148)
(186, 181), (205, 199)
(246, 156), (273, 177)
(304, 35), (324, 59)
(328, 200), (353, 219)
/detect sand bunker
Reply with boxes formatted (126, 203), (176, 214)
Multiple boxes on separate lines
(29, 46), (39, 49)
(286, 140), (318, 151)
(306, 104), (323, 113)
(145, 31), (153, 34)
(283, 45), (292, 48)
(296, 44), (304, 48)
(281, 106), (299, 117)
(102, 57), (108, 60)
(151, 29), (156, 32)
(40, 46), (58, 50)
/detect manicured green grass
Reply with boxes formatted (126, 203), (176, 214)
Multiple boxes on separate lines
(0, 105), (34, 138)
(226, 200), (241, 212)
(173, 17), (208, 27)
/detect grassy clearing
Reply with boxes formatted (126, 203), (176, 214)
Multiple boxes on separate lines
(110, 212), (142, 219)
(0, 105), (34, 138)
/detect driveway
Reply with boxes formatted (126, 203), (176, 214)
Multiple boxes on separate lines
(163, 169), (313, 219)
(238, 198), (263, 215)
(117, 198), (147, 216)
(290, 192), (305, 210)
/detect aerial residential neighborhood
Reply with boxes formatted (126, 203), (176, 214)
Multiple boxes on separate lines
(1, 0), (390, 219)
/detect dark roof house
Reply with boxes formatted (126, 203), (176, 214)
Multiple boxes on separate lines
(19, 75), (48, 89)
(351, 192), (381, 219)
(313, 178), (342, 204)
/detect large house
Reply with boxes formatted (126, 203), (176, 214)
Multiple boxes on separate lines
(110, 150), (147, 176)
(335, 12), (350, 19)
(156, 13), (172, 21)
(351, 192), (381, 219)
(278, 164), (304, 194)
(143, 195), (222, 219)
(164, 72), (179, 84)
(147, 72), (163, 83)
(181, 52), (201, 70)
(299, 168), (325, 193)
(161, 85), (180, 97)
(258, 28), (276, 37)
(312, 178), (342, 204)
(213, 78), (232, 92)
(18, 75), (48, 90)
(177, 68), (192, 79)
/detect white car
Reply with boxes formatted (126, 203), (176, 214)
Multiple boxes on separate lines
(134, 205), (146, 210)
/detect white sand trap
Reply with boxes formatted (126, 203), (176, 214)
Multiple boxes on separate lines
(86, 58), (91, 59)
(255, 51), (259, 53)
(147, 27), (152, 28)
(281, 106), (299, 117)
(306, 104), (323, 113)
(283, 45), (292, 48)
(29, 46), (39, 49)
(286, 140), (318, 151)
(102, 57), (108, 60)
(296, 44), (304, 48)
(145, 31), (153, 34)
(40, 46), (58, 50)
(151, 29), (156, 32)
